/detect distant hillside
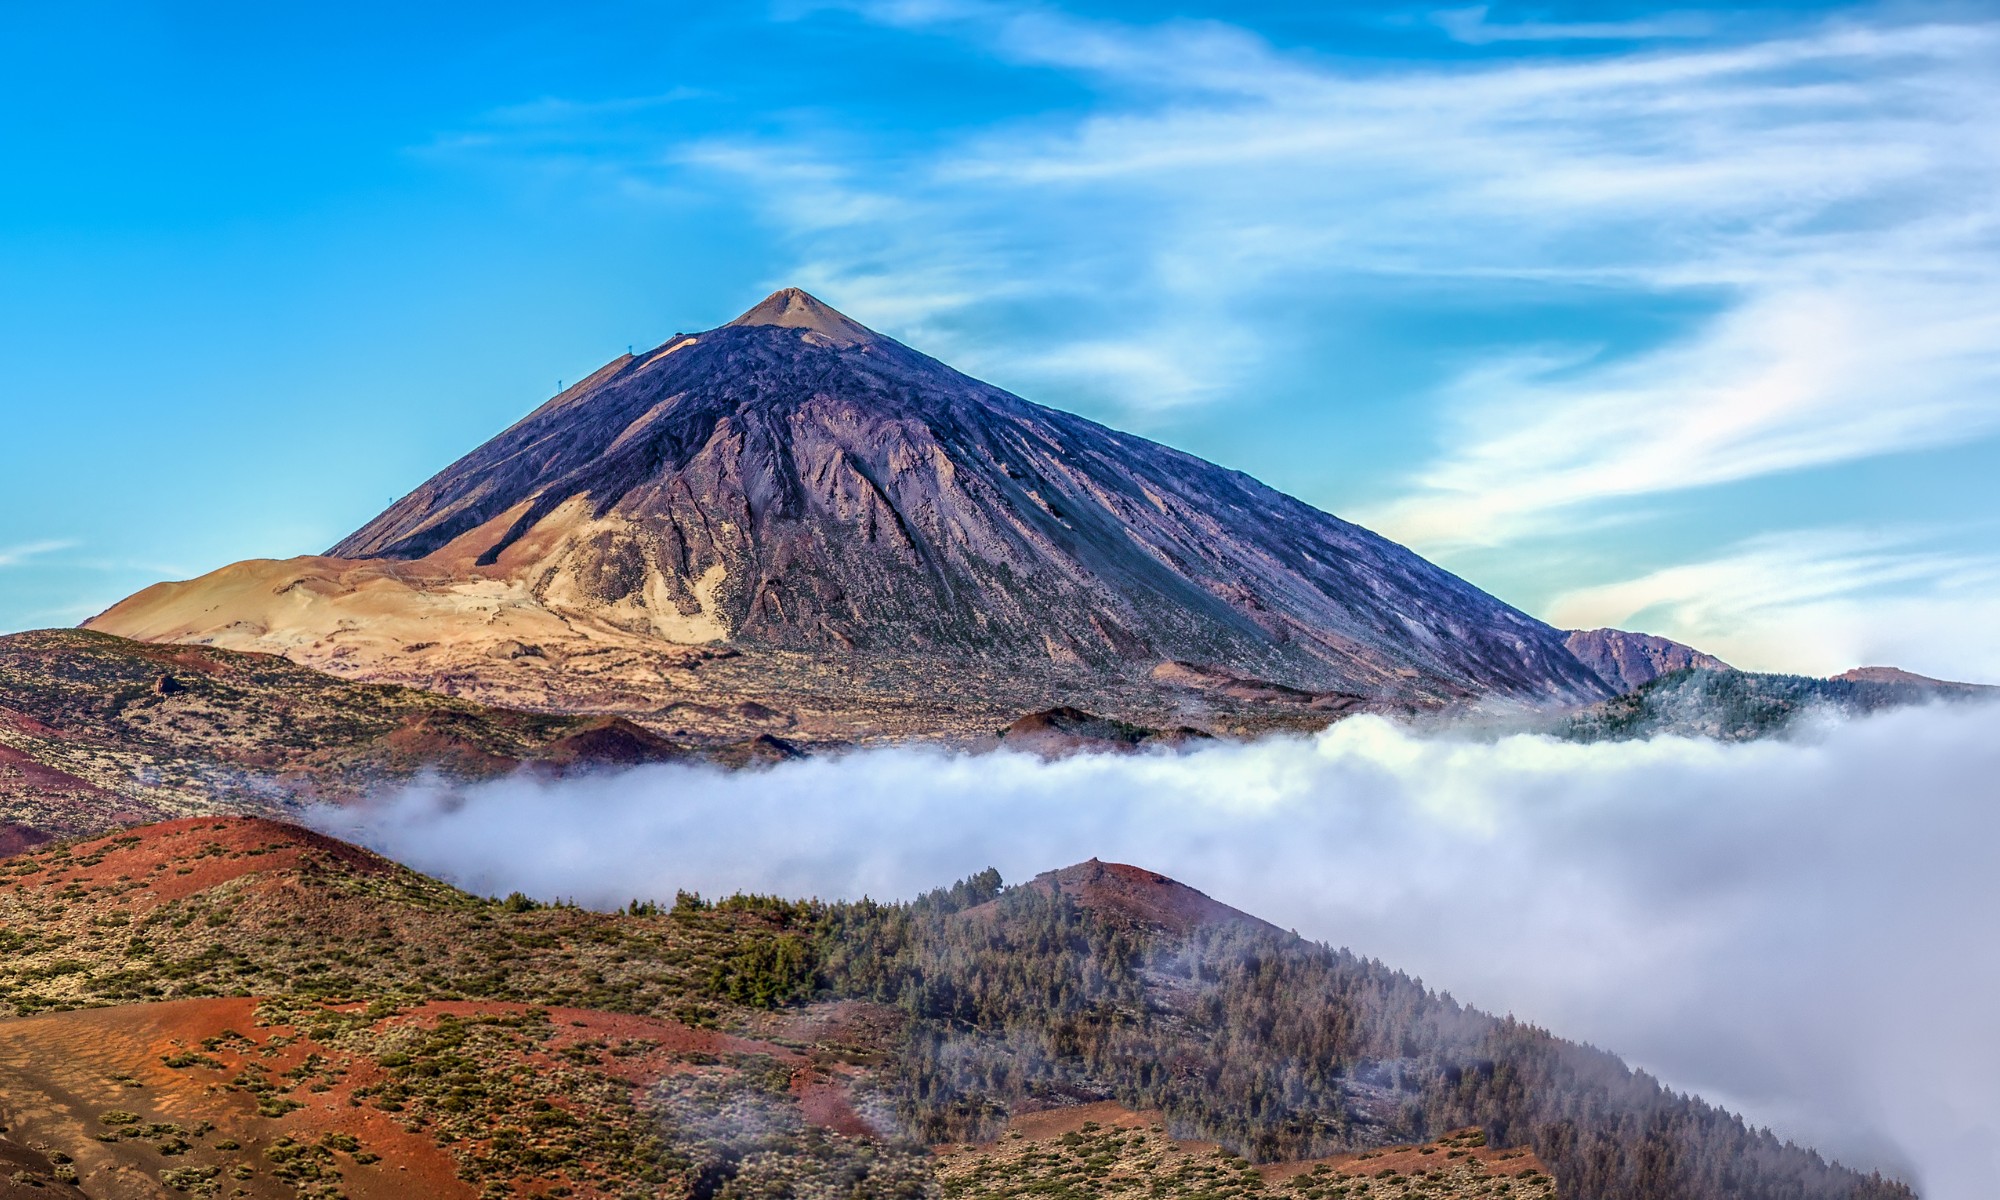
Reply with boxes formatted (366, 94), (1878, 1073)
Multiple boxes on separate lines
(0, 820), (1909, 1200)
(1831, 665), (1995, 693)
(0, 629), (793, 850)
(1558, 665), (1995, 742)
(1564, 628), (1730, 694)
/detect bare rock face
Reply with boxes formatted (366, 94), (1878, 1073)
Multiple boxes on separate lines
(997, 707), (1209, 757)
(1564, 628), (1730, 694)
(90, 289), (1609, 732)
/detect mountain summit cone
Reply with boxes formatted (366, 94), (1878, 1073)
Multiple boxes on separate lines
(89, 290), (1608, 740)
(724, 287), (881, 347)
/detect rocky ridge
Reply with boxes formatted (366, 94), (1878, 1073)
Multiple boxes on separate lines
(1563, 628), (1730, 694)
(0, 629), (777, 851)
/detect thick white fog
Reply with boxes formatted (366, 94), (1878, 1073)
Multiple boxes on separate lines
(309, 703), (2000, 1199)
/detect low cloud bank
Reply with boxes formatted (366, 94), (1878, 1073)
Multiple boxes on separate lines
(311, 704), (2000, 1198)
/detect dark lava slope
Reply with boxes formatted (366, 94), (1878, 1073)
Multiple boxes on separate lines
(332, 290), (1604, 704)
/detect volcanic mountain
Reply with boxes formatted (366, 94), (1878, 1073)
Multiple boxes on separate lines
(89, 289), (1608, 739)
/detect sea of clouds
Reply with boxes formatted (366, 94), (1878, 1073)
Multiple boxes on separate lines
(310, 702), (2000, 1199)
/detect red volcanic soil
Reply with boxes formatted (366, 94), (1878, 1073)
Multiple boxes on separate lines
(0, 994), (874, 1200)
(0, 997), (469, 1199)
(976, 1099), (1170, 1144)
(791, 1070), (875, 1139)
(1005, 859), (1278, 936)
(379, 998), (783, 1083)
(6, 816), (396, 914)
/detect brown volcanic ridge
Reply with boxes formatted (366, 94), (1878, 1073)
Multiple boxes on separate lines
(0, 628), (801, 851)
(1010, 858), (1279, 936)
(88, 288), (1612, 745)
(1562, 627), (1730, 694)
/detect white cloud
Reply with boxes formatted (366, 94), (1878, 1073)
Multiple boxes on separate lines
(315, 705), (2000, 1197)
(1546, 528), (2000, 679)
(0, 540), (76, 569)
(681, 6), (2000, 497)
(1429, 6), (1713, 45)
(676, 143), (916, 232)
(828, 0), (1305, 96)
(1364, 284), (2000, 548)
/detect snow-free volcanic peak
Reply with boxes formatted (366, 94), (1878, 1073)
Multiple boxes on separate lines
(724, 287), (881, 347)
(88, 289), (1610, 736)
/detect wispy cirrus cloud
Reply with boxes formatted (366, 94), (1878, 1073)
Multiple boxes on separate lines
(801, 0), (1299, 96)
(682, 4), (2000, 506)
(416, 88), (709, 162)
(1428, 5), (1714, 45)
(0, 540), (76, 568)
(1362, 282), (2000, 548)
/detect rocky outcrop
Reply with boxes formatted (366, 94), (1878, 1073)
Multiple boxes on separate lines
(997, 707), (1210, 757)
(1021, 859), (1276, 936)
(1564, 628), (1729, 694)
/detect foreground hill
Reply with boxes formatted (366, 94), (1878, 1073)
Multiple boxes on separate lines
(0, 630), (803, 851)
(0, 819), (1908, 1199)
(88, 289), (1608, 740)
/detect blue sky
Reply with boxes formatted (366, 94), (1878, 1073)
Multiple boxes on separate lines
(4, 1), (1998, 678)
